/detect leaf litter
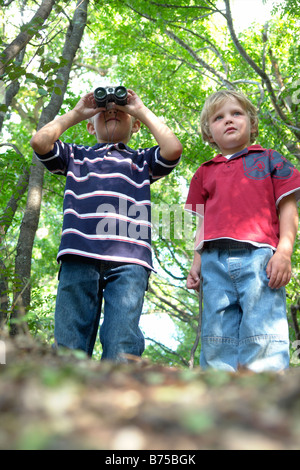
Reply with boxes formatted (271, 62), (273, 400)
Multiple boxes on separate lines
(0, 336), (300, 450)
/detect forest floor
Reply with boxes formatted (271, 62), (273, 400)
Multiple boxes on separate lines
(0, 336), (300, 451)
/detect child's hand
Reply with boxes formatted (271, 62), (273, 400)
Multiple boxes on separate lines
(114, 88), (182, 161)
(186, 266), (201, 292)
(73, 92), (104, 120)
(266, 250), (292, 289)
(118, 89), (145, 118)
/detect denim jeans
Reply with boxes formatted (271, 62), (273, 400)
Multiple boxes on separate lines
(54, 258), (149, 361)
(200, 243), (290, 372)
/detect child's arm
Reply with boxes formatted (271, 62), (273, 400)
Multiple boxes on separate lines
(30, 92), (101, 155)
(266, 193), (299, 289)
(186, 217), (203, 292)
(187, 250), (201, 292)
(120, 89), (182, 161)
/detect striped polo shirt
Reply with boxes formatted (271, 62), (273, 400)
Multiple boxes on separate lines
(35, 140), (180, 271)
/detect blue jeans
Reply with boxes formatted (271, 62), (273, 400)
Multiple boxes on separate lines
(200, 243), (290, 372)
(54, 258), (149, 361)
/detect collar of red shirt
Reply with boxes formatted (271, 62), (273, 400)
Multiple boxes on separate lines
(206, 145), (267, 164)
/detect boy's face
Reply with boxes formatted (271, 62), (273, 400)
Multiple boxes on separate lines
(87, 107), (140, 144)
(208, 97), (256, 156)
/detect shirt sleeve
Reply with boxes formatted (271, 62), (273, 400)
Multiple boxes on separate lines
(34, 140), (70, 176)
(184, 166), (206, 217)
(147, 146), (181, 183)
(269, 150), (300, 205)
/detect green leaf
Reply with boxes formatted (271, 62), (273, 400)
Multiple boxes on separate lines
(38, 87), (48, 96)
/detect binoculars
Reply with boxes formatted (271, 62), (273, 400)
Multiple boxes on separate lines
(94, 86), (128, 108)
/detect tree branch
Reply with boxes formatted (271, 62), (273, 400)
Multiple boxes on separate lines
(0, 0), (56, 76)
(145, 336), (189, 367)
(189, 279), (203, 369)
(0, 143), (30, 237)
(223, 0), (299, 138)
(291, 304), (300, 342)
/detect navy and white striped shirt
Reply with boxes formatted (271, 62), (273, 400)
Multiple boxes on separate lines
(35, 140), (180, 270)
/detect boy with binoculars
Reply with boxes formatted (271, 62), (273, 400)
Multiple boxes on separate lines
(30, 87), (182, 361)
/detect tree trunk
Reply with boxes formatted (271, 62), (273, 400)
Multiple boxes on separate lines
(10, 0), (89, 336)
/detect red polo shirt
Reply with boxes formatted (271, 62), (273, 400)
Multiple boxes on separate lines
(185, 145), (300, 251)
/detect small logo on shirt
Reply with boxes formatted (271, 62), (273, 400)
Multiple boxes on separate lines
(242, 150), (294, 180)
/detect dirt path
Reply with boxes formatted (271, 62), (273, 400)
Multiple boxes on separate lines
(1, 337), (300, 450)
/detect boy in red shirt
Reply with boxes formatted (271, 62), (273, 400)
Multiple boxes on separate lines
(185, 90), (300, 372)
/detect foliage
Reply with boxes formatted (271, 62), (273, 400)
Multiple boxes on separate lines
(0, 0), (299, 366)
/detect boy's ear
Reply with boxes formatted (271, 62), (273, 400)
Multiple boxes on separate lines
(132, 119), (141, 135)
(87, 121), (96, 136)
(251, 121), (258, 134)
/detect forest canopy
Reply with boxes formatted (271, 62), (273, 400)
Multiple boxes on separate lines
(0, 0), (299, 367)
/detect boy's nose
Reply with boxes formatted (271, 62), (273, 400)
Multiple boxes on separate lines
(106, 108), (117, 115)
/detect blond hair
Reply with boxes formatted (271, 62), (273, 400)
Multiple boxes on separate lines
(200, 89), (259, 150)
